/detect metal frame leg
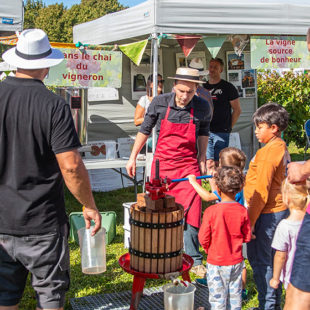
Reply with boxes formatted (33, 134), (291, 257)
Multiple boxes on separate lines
(134, 174), (138, 200)
(130, 276), (145, 310)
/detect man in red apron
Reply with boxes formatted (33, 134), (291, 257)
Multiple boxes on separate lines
(126, 68), (212, 277)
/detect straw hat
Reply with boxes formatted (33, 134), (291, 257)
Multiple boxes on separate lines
(2, 29), (64, 69)
(168, 67), (204, 84)
(188, 58), (209, 76)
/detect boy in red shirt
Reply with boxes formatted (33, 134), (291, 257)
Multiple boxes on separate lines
(198, 166), (251, 310)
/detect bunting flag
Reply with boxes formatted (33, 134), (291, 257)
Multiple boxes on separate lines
(203, 36), (226, 58)
(119, 39), (148, 66)
(175, 35), (201, 58)
(228, 34), (250, 56)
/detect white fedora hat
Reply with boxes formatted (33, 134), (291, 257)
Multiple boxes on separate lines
(2, 29), (64, 69)
(188, 58), (209, 76)
(168, 67), (204, 84)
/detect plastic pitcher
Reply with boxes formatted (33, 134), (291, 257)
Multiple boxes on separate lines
(78, 226), (106, 274)
(164, 283), (196, 310)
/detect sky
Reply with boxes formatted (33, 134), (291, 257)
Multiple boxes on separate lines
(40, 0), (146, 8)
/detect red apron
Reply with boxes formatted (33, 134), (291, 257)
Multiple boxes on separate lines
(151, 105), (202, 228)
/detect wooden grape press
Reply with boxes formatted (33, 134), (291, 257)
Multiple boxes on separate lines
(119, 159), (194, 310)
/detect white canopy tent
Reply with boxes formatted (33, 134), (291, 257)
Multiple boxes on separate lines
(72, 0), (310, 172)
(73, 0), (310, 44)
(0, 0), (23, 32)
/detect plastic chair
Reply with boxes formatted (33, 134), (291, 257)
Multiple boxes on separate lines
(304, 120), (310, 160)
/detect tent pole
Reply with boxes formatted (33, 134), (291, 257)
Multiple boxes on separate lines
(151, 33), (158, 154)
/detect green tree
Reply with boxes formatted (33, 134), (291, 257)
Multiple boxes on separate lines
(78, 0), (125, 23)
(23, 0), (126, 43)
(257, 70), (310, 148)
(61, 4), (81, 43)
(63, 0), (126, 42)
(34, 3), (66, 42)
(24, 0), (45, 29)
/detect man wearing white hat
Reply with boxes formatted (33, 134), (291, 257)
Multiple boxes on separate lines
(127, 67), (212, 277)
(0, 29), (101, 310)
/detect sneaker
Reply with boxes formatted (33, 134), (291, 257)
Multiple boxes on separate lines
(242, 288), (248, 300)
(195, 278), (207, 287)
(191, 264), (207, 277)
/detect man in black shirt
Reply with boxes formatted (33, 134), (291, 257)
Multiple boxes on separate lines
(127, 68), (212, 277)
(0, 29), (101, 310)
(204, 58), (241, 171)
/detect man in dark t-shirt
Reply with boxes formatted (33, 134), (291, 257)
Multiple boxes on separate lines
(0, 29), (101, 309)
(204, 58), (241, 171)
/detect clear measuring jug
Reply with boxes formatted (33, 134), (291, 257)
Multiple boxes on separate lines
(78, 226), (106, 274)
(164, 282), (196, 310)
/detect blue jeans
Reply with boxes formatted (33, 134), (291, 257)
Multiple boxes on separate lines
(183, 223), (203, 266)
(247, 210), (289, 310)
(207, 132), (230, 162)
(290, 211), (310, 292)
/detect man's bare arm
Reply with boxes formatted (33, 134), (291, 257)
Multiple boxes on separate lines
(126, 132), (149, 177)
(56, 149), (101, 235)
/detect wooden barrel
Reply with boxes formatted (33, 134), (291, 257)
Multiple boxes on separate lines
(129, 203), (184, 274)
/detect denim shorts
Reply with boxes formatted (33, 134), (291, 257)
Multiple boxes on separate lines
(290, 211), (310, 292)
(0, 224), (70, 308)
(207, 132), (230, 162)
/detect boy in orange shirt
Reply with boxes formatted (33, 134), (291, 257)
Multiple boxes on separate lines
(244, 102), (290, 310)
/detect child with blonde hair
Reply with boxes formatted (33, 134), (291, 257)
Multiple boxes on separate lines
(270, 179), (310, 290)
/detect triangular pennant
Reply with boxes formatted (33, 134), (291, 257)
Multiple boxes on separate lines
(175, 35), (201, 58)
(228, 34), (250, 56)
(119, 39), (148, 66)
(203, 36), (226, 58)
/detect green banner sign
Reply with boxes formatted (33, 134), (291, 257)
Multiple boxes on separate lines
(251, 36), (310, 69)
(45, 48), (122, 88)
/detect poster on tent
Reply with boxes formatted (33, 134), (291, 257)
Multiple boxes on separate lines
(227, 70), (243, 98)
(45, 48), (122, 88)
(251, 36), (310, 69)
(226, 51), (253, 98)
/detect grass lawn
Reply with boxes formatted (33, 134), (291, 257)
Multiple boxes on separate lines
(19, 142), (306, 309)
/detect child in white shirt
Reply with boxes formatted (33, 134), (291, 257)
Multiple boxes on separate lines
(270, 178), (309, 290)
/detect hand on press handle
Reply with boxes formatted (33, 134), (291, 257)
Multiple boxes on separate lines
(187, 175), (197, 185)
(83, 206), (102, 236)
